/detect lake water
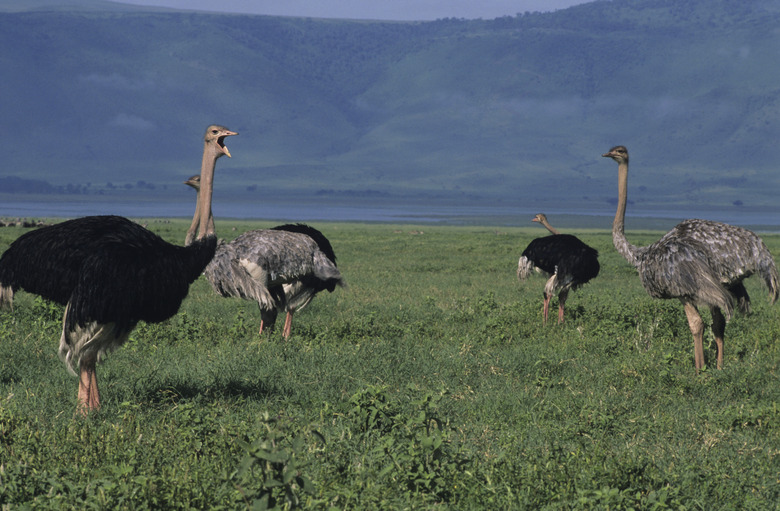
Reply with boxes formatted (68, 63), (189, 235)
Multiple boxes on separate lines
(1, 198), (779, 231)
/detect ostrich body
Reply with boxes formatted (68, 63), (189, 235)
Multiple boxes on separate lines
(0, 125), (236, 412)
(264, 223), (343, 338)
(517, 213), (600, 324)
(183, 176), (345, 339)
(603, 145), (778, 371)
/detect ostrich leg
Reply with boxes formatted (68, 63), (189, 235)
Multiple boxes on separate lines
(78, 355), (100, 413)
(283, 311), (294, 339)
(542, 293), (551, 324)
(557, 289), (569, 325)
(710, 307), (727, 369)
(683, 302), (706, 372)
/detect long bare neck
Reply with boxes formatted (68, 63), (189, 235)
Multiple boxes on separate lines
(189, 144), (217, 243)
(185, 188), (214, 245)
(612, 159), (639, 265)
(539, 218), (560, 235)
(185, 191), (201, 246)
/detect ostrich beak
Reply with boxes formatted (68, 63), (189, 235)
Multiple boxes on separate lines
(218, 130), (238, 158)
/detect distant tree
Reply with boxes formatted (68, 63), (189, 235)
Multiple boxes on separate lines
(0, 176), (57, 194)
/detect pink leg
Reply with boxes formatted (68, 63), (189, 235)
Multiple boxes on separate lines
(683, 302), (706, 372)
(542, 294), (551, 324)
(557, 290), (569, 325)
(282, 311), (295, 339)
(78, 356), (100, 414)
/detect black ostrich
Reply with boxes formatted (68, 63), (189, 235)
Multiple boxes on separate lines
(0, 125), (237, 412)
(603, 145), (778, 371)
(517, 213), (600, 324)
(183, 176), (345, 339)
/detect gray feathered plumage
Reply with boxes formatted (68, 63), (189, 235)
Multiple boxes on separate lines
(204, 229), (343, 311)
(625, 219), (778, 317)
(261, 223), (344, 337)
(603, 145), (778, 371)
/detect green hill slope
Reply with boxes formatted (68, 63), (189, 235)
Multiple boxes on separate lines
(1, 0), (779, 214)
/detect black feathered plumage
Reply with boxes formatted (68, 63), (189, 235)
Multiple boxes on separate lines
(520, 235), (600, 288)
(0, 216), (215, 332)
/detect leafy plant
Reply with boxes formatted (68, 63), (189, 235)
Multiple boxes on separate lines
(234, 412), (321, 510)
(344, 385), (466, 502)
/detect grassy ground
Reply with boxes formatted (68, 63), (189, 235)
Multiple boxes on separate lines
(1, 219), (779, 509)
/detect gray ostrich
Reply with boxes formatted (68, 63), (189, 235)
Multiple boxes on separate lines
(184, 176), (345, 339)
(602, 145), (778, 371)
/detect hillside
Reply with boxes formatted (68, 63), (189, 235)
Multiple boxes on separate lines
(1, 0), (779, 216)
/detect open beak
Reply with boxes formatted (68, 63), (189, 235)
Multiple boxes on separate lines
(218, 130), (238, 158)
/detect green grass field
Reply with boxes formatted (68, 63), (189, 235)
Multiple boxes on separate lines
(1, 219), (779, 509)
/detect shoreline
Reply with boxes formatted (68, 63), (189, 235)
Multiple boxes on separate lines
(1, 198), (778, 232)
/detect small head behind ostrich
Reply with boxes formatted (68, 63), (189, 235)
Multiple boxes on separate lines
(602, 145), (629, 164)
(531, 213), (560, 235)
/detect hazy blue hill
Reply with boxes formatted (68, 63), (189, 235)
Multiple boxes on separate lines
(1, 0), (779, 217)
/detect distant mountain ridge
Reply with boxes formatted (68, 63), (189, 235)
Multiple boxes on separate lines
(1, 0), (779, 215)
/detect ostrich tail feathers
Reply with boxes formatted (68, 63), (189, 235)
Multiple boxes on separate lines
(58, 304), (132, 377)
(327, 276), (348, 292)
(313, 252), (344, 288)
(0, 284), (13, 311)
(543, 273), (560, 297)
(763, 263), (779, 305)
(702, 276), (735, 321)
(58, 338), (79, 377)
(517, 256), (535, 280)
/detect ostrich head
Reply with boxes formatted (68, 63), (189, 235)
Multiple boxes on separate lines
(184, 174), (201, 191)
(602, 145), (628, 164)
(206, 125), (237, 159)
(531, 212), (559, 234)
